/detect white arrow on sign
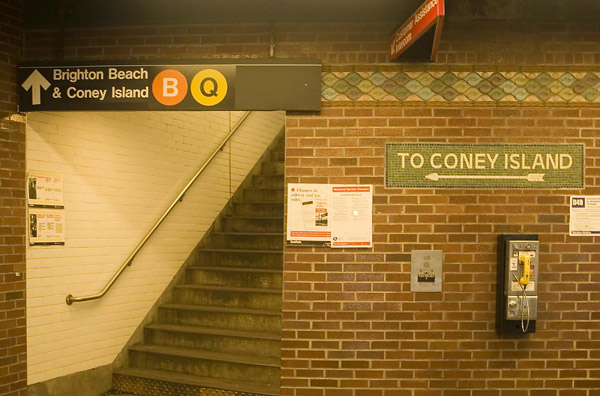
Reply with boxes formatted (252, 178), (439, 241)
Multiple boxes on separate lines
(21, 69), (51, 106)
(426, 173), (545, 182)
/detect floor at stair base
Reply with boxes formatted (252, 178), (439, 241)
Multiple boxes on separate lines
(114, 370), (279, 396)
(128, 348), (280, 384)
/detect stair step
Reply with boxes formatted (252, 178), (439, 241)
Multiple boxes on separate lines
(146, 323), (281, 341)
(270, 149), (284, 162)
(128, 344), (280, 383)
(242, 188), (284, 203)
(205, 232), (283, 250)
(145, 323), (281, 357)
(161, 303), (281, 316)
(188, 266), (282, 274)
(175, 284), (282, 294)
(186, 266), (282, 289)
(159, 303), (281, 332)
(231, 202), (284, 217)
(130, 344), (280, 367)
(261, 161), (284, 175)
(114, 367), (280, 396)
(221, 216), (283, 232)
(195, 248), (282, 269)
(253, 174), (284, 188)
(173, 285), (282, 310)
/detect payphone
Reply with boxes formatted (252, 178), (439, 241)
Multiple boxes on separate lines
(496, 235), (539, 334)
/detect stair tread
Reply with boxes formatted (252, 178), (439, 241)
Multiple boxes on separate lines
(188, 266), (282, 273)
(175, 284), (282, 294)
(212, 232), (283, 236)
(233, 201), (283, 204)
(197, 248), (282, 254)
(161, 303), (282, 316)
(146, 323), (281, 340)
(130, 344), (281, 367)
(115, 367), (280, 396)
(223, 216), (283, 220)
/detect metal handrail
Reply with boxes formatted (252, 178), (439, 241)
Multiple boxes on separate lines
(66, 111), (251, 305)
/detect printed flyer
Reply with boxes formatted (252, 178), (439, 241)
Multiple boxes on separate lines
(570, 196), (600, 236)
(287, 184), (373, 248)
(29, 208), (65, 245)
(287, 184), (331, 246)
(27, 171), (64, 208)
(330, 185), (373, 248)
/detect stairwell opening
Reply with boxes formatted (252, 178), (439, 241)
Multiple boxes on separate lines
(25, 110), (285, 396)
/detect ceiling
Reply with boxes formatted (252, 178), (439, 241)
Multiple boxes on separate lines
(24, 0), (600, 29)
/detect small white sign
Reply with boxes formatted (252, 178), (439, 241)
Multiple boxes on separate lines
(29, 208), (65, 245)
(570, 196), (600, 236)
(411, 250), (443, 292)
(28, 171), (64, 208)
(512, 281), (535, 293)
(330, 185), (373, 248)
(287, 184), (331, 245)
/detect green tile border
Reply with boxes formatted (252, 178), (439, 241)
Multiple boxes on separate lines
(322, 65), (600, 107)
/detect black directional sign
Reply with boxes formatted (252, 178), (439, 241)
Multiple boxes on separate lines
(18, 60), (321, 112)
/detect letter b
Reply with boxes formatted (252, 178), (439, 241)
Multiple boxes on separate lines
(152, 69), (187, 106)
(163, 78), (179, 97)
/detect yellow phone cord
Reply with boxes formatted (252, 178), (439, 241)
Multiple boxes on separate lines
(518, 255), (531, 332)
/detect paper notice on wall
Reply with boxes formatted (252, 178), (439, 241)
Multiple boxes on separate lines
(330, 185), (373, 248)
(570, 196), (600, 236)
(287, 184), (331, 246)
(27, 171), (64, 208)
(29, 208), (65, 245)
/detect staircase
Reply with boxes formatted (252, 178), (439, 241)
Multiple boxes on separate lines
(113, 136), (285, 396)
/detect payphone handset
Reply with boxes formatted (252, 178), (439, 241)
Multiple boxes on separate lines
(504, 240), (539, 332)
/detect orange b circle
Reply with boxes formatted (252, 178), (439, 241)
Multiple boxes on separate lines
(152, 69), (188, 106)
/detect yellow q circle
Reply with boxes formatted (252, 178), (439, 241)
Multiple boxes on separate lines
(191, 69), (228, 106)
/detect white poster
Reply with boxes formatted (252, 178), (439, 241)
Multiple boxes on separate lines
(29, 208), (65, 245)
(330, 185), (373, 248)
(570, 196), (600, 236)
(287, 184), (331, 245)
(28, 171), (64, 208)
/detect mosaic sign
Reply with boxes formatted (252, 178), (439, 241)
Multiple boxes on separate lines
(322, 69), (600, 106)
(385, 143), (584, 189)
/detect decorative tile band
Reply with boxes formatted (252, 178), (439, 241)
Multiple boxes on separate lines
(321, 67), (600, 107)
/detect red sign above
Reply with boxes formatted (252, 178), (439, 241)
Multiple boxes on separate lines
(390, 0), (445, 61)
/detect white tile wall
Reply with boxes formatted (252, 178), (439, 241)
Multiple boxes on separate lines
(26, 110), (284, 384)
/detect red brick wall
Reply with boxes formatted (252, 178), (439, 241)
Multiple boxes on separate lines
(23, 20), (600, 66)
(283, 107), (600, 396)
(0, 1), (26, 395)
(1, 0), (23, 115)
(0, 118), (27, 396)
